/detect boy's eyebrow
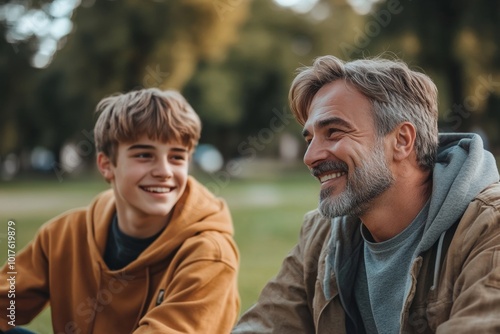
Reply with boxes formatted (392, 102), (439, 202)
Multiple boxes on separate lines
(302, 116), (353, 138)
(128, 144), (155, 150)
(127, 144), (189, 153)
(171, 147), (188, 153)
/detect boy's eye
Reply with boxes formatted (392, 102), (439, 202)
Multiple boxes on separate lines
(171, 155), (186, 161)
(135, 153), (152, 158)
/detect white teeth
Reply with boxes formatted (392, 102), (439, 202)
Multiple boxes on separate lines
(319, 172), (346, 183)
(143, 187), (171, 193)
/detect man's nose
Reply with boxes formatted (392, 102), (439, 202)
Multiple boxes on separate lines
(303, 137), (329, 168)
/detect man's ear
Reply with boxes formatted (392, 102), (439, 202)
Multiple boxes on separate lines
(97, 152), (114, 182)
(392, 122), (416, 162)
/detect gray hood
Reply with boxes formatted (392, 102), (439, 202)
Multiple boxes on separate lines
(325, 132), (499, 304)
(415, 132), (499, 254)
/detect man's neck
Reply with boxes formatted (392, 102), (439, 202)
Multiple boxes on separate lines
(360, 171), (432, 242)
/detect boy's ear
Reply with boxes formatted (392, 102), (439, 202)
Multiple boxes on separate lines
(97, 152), (114, 182)
(391, 122), (416, 162)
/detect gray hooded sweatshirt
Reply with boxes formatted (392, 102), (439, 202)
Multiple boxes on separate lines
(325, 133), (500, 333)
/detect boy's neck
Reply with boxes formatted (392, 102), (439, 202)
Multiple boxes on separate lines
(116, 210), (173, 239)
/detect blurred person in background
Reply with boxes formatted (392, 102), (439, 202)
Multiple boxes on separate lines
(0, 88), (239, 333)
(233, 55), (500, 333)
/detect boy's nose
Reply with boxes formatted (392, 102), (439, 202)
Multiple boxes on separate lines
(152, 158), (173, 178)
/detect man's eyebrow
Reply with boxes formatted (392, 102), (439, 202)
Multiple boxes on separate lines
(302, 116), (353, 138)
(317, 117), (353, 130)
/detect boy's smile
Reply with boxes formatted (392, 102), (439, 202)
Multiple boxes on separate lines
(141, 186), (174, 193)
(98, 136), (190, 238)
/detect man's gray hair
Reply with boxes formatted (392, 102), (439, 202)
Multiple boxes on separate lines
(289, 55), (439, 169)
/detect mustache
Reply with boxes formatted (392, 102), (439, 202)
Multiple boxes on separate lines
(310, 161), (348, 178)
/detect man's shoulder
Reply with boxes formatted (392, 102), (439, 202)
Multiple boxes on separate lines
(459, 181), (500, 230)
(453, 182), (500, 247)
(474, 182), (500, 207)
(300, 209), (332, 244)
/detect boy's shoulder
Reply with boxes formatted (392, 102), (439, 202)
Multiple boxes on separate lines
(41, 206), (87, 232)
(40, 189), (115, 235)
(181, 176), (226, 213)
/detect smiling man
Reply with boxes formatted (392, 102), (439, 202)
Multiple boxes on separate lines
(0, 89), (240, 333)
(232, 55), (500, 333)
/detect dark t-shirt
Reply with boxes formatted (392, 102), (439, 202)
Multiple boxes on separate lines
(103, 214), (162, 270)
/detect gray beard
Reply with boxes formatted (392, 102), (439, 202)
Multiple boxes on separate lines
(318, 143), (394, 218)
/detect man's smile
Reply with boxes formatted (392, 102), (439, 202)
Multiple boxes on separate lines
(318, 171), (347, 183)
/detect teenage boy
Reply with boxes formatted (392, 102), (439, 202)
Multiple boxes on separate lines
(0, 89), (240, 333)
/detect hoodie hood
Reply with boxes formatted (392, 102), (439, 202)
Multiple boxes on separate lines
(415, 132), (499, 254)
(86, 176), (233, 275)
(325, 132), (499, 299)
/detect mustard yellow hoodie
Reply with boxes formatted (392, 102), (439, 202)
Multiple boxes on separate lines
(0, 177), (240, 333)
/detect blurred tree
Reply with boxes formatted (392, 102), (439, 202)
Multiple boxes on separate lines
(0, 22), (37, 157)
(0, 0), (249, 174)
(184, 0), (361, 159)
(367, 0), (500, 148)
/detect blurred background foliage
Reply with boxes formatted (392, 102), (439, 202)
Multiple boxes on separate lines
(1, 0), (500, 331)
(0, 0), (499, 179)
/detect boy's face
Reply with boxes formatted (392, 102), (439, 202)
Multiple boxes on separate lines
(97, 136), (190, 229)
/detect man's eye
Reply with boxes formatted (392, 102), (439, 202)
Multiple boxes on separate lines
(328, 128), (343, 137)
(135, 153), (152, 158)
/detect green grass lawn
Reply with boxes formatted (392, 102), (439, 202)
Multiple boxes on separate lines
(0, 164), (319, 333)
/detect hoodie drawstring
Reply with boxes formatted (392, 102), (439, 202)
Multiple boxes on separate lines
(88, 264), (103, 334)
(132, 268), (151, 332)
(430, 231), (446, 291)
(430, 218), (460, 291)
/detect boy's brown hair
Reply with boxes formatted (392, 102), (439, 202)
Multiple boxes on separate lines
(94, 88), (201, 164)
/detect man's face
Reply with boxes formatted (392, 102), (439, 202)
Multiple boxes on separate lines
(302, 80), (394, 218)
(98, 136), (190, 225)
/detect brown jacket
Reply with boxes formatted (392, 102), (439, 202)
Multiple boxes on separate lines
(0, 177), (240, 333)
(234, 183), (500, 333)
